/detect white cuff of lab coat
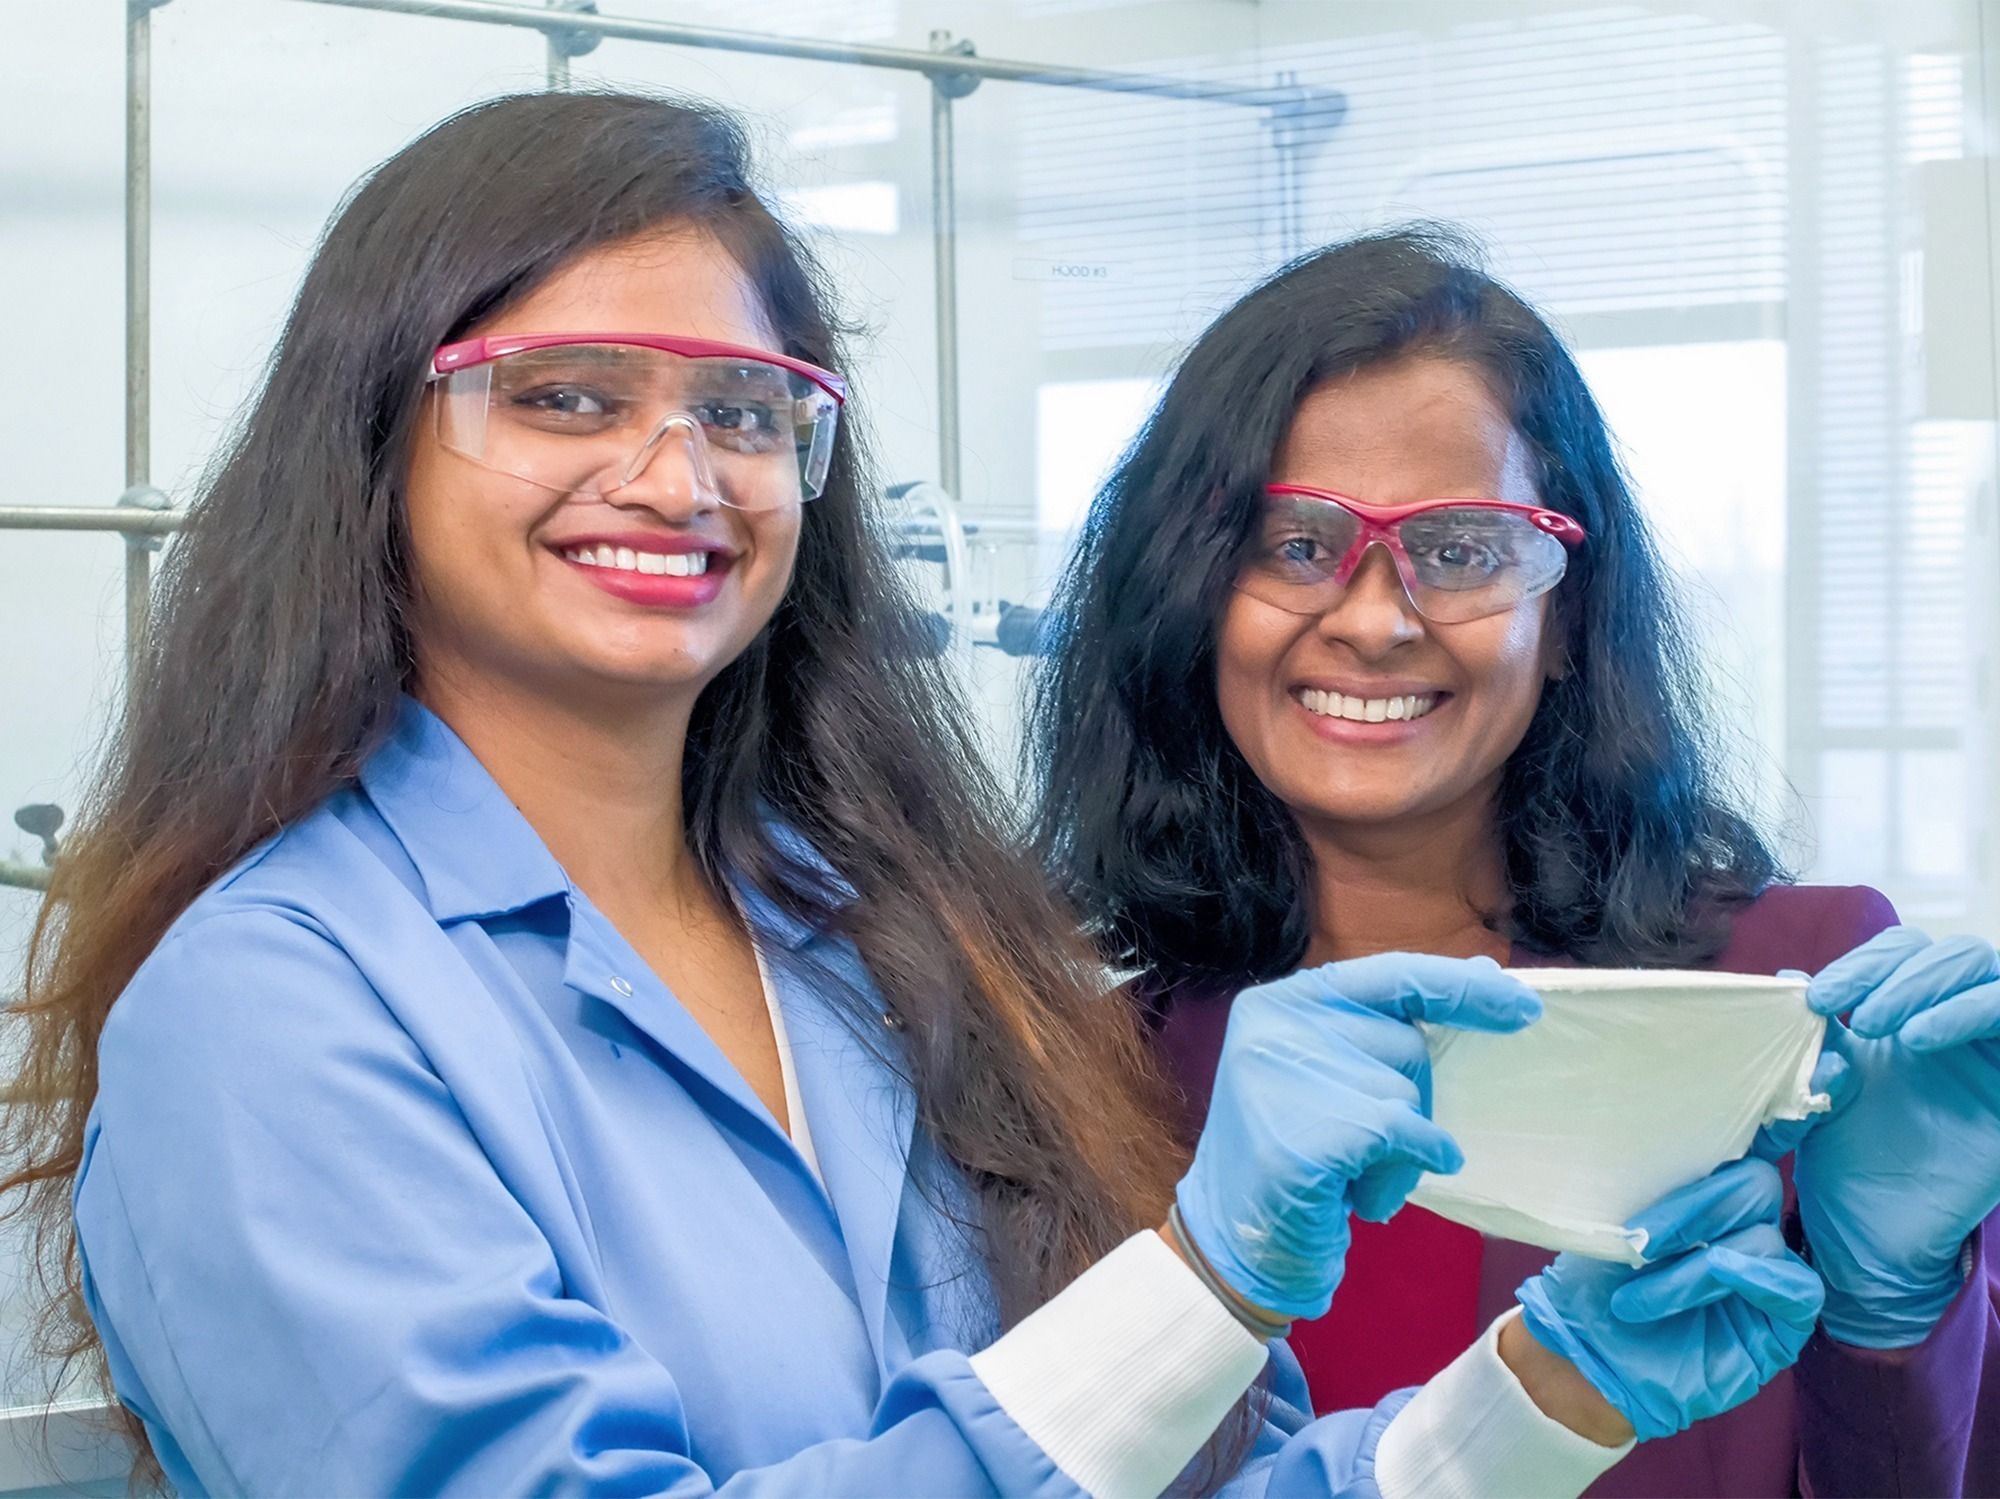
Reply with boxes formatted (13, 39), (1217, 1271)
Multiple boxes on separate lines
(969, 1229), (1266, 1498)
(1373, 1307), (1634, 1499)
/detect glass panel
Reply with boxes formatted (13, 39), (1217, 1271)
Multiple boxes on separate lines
(1818, 747), (1892, 884)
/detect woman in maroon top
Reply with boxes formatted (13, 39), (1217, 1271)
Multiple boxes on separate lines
(1029, 228), (2000, 1495)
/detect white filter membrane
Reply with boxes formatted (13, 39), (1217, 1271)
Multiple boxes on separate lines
(1407, 969), (1828, 1263)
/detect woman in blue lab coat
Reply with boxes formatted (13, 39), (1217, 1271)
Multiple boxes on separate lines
(1, 93), (1819, 1497)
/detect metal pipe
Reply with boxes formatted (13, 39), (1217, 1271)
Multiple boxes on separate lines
(1272, 71), (1302, 259)
(124, 536), (152, 650)
(0, 506), (187, 535)
(126, 5), (151, 495)
(929, 32), (965, 501)
(0, 504), (1039, 540)
(543, 0), (604, 86)
(896, 514), (1040, 537)
(285, 0), (1311, 108)
(126, 0), (157, 667)
(0, 504), (1038, 540)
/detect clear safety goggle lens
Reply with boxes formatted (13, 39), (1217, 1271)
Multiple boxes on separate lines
(433, 343), (842, 510)
(1236, 493), (1573, 625)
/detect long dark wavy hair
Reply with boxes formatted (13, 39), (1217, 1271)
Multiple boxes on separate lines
(3, 91), (1206, 1477)
(1031, 226), (1783, 996)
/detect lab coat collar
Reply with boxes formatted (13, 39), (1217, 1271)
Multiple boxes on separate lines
(357, 696), (851, 947)
(358, 698), (570, 924)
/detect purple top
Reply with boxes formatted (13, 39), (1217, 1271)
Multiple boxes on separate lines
(1147, 883), (2000, 1496)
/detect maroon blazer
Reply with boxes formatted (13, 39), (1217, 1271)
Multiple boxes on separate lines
(1148, 884), (2000, 1496)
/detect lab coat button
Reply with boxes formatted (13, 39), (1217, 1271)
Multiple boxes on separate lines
(610, 975), (634, 997)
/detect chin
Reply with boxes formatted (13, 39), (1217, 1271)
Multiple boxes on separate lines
(535, 647), (712, 697)
(606, 656), (719, 690)
(555, 624), (729, 680)
(1288, 784), (1435, 826)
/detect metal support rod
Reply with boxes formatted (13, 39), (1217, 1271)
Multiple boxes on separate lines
(0, 504), (1025, 542)
(1261, 69), (1348, 262)
(0, 504), (1028, 541)
(543, 0), (601, 88)
(123, 536), (152, 653)
(125, 0), (156, 670)
(1275, 134), (1301, 259)
(0, 506), (187, 535)
(119, 485), (173, 657)
(285, 0), (1323, 109)
(929, 32), (970, 501)
(1271, 69), (1302, 259)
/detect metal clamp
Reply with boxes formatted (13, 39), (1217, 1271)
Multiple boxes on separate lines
(544, 0), (601, 61)
(117, 483), (174, 555)
(926, 32), (981, 100)
(1, 806), (59, 894)
(13, 806), (62, 867)
(1260, 72), (1348, 151)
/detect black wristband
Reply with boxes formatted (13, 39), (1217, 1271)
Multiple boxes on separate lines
(1164, 1202), (1295, 1341)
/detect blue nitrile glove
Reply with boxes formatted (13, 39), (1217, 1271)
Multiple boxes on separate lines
(1514, 1157), (1823, 1442)
(1795, 925), (2000, 1347)
(1175, 953), (1543, 1322)
(1749, 1044), (1852, 1162)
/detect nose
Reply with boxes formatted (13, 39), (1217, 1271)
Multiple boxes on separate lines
(611, 413), (724, 519)
(1315, 542), (1424, 657)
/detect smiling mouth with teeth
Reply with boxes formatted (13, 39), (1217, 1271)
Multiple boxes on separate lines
(1296, 687), (1441, 724)
(561, 544), (712, 577)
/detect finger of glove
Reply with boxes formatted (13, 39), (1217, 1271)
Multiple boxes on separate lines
(1285, 952), (1542, 1033)
(1817, 1019), (1861, 1064)
(1898, 975), (2000, 1052)
(1807, 1044), (1858, 1110)
(1704, 1240), (1824, 1329)
(1324, 1004), (1434, 1092)
(1846, 935), (2000, 1039)
(1378, 1099), (1464, 1175)
(1612, 1222), (1783, 1319)
(1808, 926), (1936, 1016)
(1327, 1099), (1465, 1222)
(1750, 1048), (1854, 1162)
(1351, 1139), (1462, 1222)
(1281, 1073), (1462, 1192)
(1611, 1226), (1821, 1326)
(1352, 1099), (1465, 1187)
(1631, 1157), (1783, 1261)
(1349, 1159), (1425, 1223)
(1216, 987), (1426, 1097)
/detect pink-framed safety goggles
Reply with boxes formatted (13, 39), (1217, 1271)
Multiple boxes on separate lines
(428, 332), (849, 510)
(1238, 483), (1587, 624)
